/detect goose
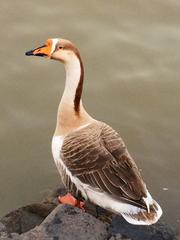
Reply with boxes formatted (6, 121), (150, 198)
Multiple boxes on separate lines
(25, 38), (162, 225)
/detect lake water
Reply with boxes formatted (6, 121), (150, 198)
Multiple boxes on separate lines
(0, 0), (180, 233)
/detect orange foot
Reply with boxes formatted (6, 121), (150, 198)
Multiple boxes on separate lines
(58, 193), (85, 210)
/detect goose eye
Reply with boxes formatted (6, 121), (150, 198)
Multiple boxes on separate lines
(59, 46), (64, 49)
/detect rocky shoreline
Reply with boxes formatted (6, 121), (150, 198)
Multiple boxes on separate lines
(0, 186), (178, 240)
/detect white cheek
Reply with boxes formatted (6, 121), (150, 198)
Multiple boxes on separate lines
(51, 51), (64, 61)
(61, 51), (69, 61)
(52, 50), (72, 62)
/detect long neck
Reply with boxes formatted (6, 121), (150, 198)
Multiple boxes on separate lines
(61, 54), (83, 110)
(54, 54), (93, 136)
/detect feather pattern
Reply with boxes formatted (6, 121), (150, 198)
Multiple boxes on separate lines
(52, 121), (162, 225)
(61, 121), (148, 208)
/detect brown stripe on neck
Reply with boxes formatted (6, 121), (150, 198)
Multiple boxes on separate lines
(74, 51), (84, 114)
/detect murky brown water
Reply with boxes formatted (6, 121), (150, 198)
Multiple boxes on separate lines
(0, 0), (180, 232)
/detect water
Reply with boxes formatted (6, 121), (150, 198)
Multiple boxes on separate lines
(0, 0), (180, 233)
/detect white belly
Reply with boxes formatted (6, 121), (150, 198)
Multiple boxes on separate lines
(51, 135), (64, 167)
(51, 135), (89, 199)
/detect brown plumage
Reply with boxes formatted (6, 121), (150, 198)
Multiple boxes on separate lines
(61, 121), (147, 209)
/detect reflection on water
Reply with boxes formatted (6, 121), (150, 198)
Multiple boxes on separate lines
(0, 0), (180, 232)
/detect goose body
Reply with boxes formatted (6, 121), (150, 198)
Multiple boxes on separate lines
(26, 38), (162, 225)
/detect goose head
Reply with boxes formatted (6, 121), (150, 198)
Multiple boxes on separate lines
(25, 38), (80, 63)
(25, 38), (85, 117)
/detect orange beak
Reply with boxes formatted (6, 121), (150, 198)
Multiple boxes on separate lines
(25, 39), (53, 57)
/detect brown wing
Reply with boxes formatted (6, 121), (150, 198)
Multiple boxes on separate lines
(61, 121), (147, 208)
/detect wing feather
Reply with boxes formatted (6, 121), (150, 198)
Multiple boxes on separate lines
(61, 121), (147, 208)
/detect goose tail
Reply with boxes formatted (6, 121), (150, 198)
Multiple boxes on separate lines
(121, 192), (162, 225)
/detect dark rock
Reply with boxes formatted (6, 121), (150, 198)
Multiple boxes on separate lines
(21, 204), (109, 240)
(0, 186), (178, 240)
(111, 214), (176, 240)
(109, 233), (131, 240)
(0, 202), (57, 235)
(42, 185), (67, 205)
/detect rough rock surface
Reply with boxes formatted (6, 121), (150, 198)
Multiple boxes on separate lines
(0, 186), (178, 240)
(22, 204), (109, 240)
(111, 215), (176, 240)
(0, 204), (109, 240)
